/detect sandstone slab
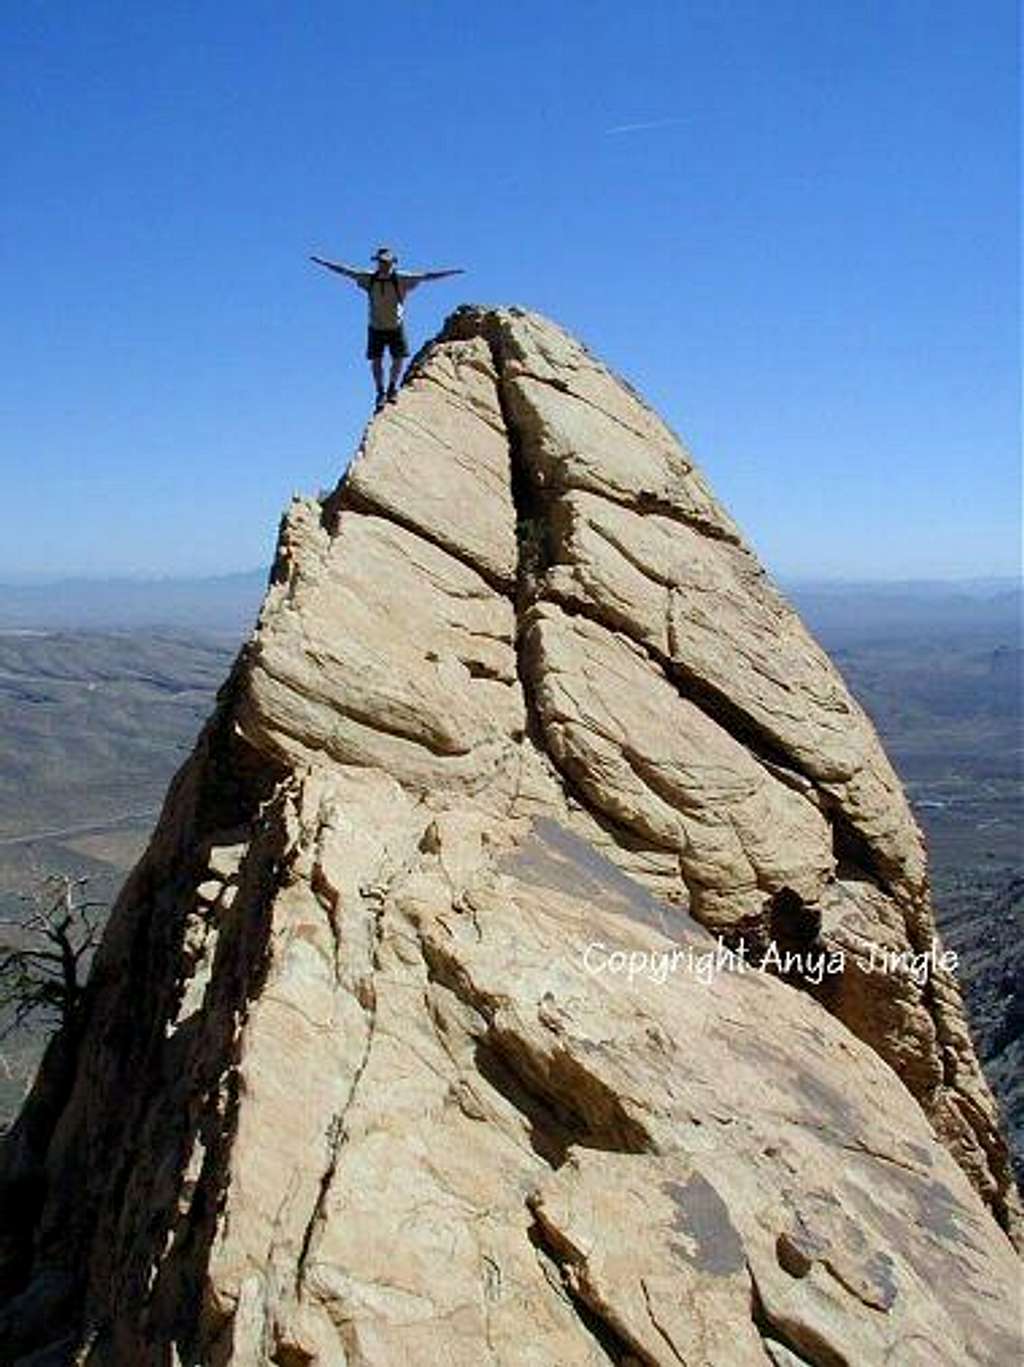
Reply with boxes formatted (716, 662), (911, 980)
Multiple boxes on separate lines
(1, 307), (1018, 1367)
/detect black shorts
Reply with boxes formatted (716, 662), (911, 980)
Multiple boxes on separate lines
(366, 326), (409, 360)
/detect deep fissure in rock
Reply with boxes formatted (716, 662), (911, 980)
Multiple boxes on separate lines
(528, 1220), (620, 1362)
(477, 331), (694, 913)
(527, 1207), (656, 1366)
(482, 318), (904, 999)
(483, 332), (554, 746)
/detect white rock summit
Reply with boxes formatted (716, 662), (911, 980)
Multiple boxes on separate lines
(0, 308), (1019, 1365)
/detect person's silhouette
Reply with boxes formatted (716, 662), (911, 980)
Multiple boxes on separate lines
(311, 246), (464, 410)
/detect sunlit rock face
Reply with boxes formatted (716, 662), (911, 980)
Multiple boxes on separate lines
(0, 307), (1018, 1366)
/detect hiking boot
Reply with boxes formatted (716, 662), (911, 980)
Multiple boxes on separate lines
(386, 383), (398, 403)
(374, 391), (386, 413)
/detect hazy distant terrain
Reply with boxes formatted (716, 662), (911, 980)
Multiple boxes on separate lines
(1, 575), (1020, 1171)
(0, 627), (240, 1120)
(798, 579), (1023, 1180)
(0, 630), (236, 878)
(0, 570), (266, 633)
(795, 579), (1021, 875)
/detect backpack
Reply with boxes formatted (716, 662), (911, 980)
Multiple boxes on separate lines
(368, 272), (403, 303)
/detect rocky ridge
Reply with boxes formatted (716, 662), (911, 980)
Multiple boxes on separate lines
(0, 307), (1019, 1365)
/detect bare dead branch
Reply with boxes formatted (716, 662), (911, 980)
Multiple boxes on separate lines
(0, 872), (106, 1041)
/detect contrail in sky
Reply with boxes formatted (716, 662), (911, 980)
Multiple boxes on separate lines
(604, 116), (690, 135)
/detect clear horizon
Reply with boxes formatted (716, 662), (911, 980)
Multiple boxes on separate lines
(3, 2), (1019, 581)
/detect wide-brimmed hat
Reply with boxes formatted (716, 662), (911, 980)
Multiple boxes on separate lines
(373, 246), (397, 264)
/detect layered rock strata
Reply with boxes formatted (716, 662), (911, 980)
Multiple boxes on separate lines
(0, 308), (1018, 1365)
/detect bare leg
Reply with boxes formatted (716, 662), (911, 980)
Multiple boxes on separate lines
(371, 357), (385, 396)
(387, 355), (403, 397)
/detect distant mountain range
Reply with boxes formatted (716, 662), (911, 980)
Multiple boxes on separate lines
(788, 577), (1022, 646)
(0, 570), (268, 633)
(0, 569), (1018, 640)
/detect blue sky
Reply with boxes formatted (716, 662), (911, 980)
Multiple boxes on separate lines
(2, 1), (1019, 581)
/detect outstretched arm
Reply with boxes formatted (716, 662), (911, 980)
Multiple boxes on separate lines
(398, 268), (466, 288)
(310, 256), (367, 282)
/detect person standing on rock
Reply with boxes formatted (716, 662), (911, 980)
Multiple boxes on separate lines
(310, 246), (464, 411)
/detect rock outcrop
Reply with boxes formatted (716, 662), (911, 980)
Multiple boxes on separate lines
(0, 308), (1019, 1365)
(937, 872), (1024, 1191)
